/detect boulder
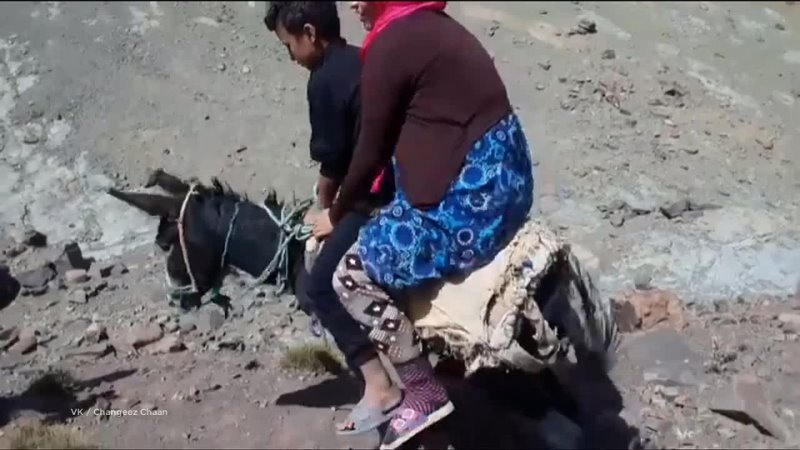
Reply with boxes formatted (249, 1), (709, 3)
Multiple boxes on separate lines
(612, 289), (685, 332)
(148, 335), (186, 355)
(127, 324), (164, 349)
(64, 269), (89, 284)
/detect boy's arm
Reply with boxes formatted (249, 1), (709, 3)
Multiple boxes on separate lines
(308, 73), (354, 208)
(316, 173), (339, 209)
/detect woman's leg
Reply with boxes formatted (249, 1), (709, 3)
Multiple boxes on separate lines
(330, 112), (532, 446)
(333, 243), (452, 449)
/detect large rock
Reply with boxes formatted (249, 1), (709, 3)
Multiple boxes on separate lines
(69, 290), (88, 304)
(66, 343), (116, 359)
(16, 264), (56, 290)
(84, 323), (108, 343)
(148, 335), (186, 355)
(0, 265), (20, 310)
(64, 269), (89, 284)
(612, 289), (685, 332)
(127, 324), (164, 349)
(9, 327), (38, 355)
(710, 374), (792, 442)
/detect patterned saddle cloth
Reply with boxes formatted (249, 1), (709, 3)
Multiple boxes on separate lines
(304, 219), (619, 374)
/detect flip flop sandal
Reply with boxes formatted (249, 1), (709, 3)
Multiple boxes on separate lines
(379, 401), (455, 450)
(336, 396), (403, 436)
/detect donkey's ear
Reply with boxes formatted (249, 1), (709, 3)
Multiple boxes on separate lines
(107, 189), (181, 218)
(144, 168), (191, 196)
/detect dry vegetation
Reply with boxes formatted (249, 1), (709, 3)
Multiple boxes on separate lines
(279, 343), (345, 375)
(8, 423), (97, 450)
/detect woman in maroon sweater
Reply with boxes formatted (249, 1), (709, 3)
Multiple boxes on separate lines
(323, 2), (535, 448)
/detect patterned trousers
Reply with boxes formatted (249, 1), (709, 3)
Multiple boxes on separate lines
(332, 242), (422, 365)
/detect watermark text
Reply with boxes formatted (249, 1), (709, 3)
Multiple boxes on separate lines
(70, 408), (168, 417)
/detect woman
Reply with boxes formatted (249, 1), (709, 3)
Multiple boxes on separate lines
(322, 2), (535, 448)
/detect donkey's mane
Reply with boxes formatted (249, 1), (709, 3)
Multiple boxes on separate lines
(199, 177), (281, 208)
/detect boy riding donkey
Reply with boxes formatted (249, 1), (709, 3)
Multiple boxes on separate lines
(264, 0), (400, 438)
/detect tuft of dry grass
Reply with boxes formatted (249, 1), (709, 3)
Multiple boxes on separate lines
(279, 343), (344, 375)
(9, 423), (97, 450)
(25, 369), (78, 398)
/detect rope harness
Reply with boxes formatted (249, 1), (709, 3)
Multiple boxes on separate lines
(166, 183), (314, 306)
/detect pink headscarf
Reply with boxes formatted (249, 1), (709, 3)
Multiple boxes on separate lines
(362, 1), (448, 194)
(361, 1), (448, 59)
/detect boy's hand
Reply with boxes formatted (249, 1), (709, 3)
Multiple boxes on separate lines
(303, 209), (318, 225)
(312, 209), (334, 240)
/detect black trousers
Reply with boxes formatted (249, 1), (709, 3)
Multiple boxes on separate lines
(301, 212), (377, 381)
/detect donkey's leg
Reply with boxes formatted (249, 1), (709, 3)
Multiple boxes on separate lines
(563, 250), (620, 367)
(537, 251), (638, 449)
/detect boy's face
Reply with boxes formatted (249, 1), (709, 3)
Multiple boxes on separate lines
(275, 22), (321, 70)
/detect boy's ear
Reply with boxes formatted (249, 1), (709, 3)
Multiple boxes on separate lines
(303, 23), (317, 42)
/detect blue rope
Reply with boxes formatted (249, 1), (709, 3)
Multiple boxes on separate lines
(254, 197), (328, 342)
(255, 198), (314, 295)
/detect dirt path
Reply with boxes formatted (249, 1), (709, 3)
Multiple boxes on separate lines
(1, 1), (800, 449)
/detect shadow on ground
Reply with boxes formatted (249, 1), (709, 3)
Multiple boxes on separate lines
(275, 375), (362, 409)
(0, 369), (137, 428)
(274, 355), (643, 450)
(423, 359), (642, 450)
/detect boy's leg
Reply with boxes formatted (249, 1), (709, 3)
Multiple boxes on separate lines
(306, 212), (377, 379)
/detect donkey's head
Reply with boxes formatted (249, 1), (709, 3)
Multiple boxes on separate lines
(109, 169), (311, 317)
(108, 170), (246, 312)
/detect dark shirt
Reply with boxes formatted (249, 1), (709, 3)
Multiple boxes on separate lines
(308, 39), (393, 210)
(329, 10), (512, 224)
(308, 39), (361, 182)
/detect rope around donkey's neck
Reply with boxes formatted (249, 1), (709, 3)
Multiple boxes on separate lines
(239, 182), (319, 297)
(228, 184), (329, 341)
(253, 197), (314, 295)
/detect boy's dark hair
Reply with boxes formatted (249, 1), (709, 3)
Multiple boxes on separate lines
(264, 1), (341, 41)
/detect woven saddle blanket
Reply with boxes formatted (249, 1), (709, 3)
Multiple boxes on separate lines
(305, 219), (618, 374)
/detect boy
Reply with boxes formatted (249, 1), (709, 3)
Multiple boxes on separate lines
(264, 1), (396, 435)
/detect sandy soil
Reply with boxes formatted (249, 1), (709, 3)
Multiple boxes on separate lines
(1, 1), (800, 449)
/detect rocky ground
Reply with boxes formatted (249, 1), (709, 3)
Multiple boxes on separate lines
(1, 1), (799, 449)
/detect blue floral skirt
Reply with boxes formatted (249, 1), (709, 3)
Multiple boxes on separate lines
(357, 113), (535, 291)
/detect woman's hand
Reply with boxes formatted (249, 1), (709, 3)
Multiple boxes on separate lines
(312, 209), (334, 240)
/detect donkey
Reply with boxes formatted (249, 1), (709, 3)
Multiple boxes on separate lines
(109, 169), (643, 449)
(108, 169), (313, 318)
